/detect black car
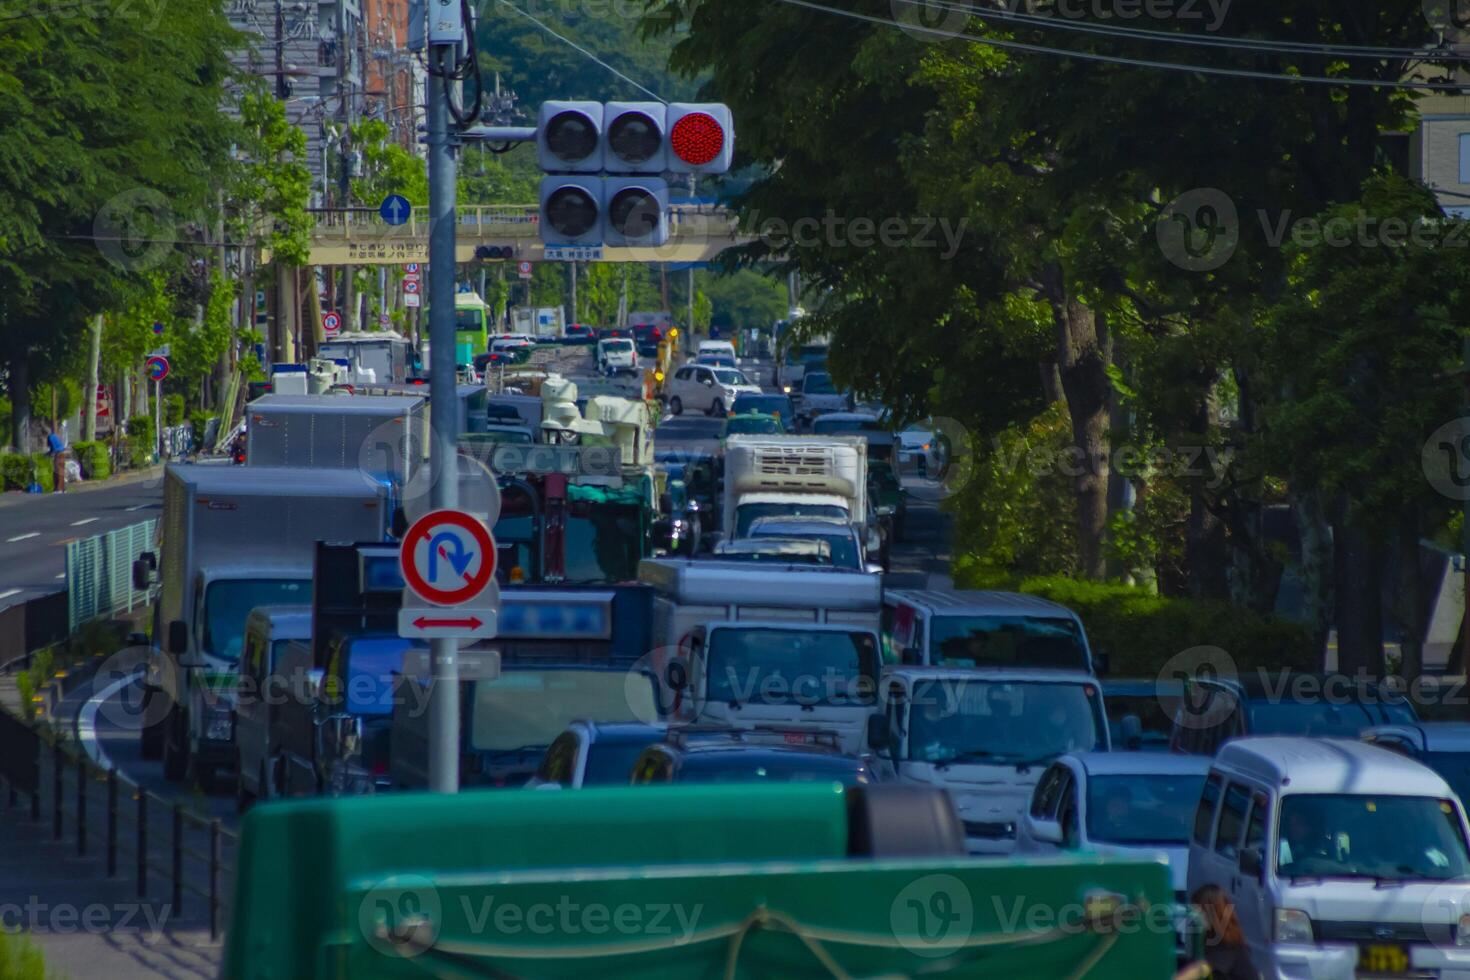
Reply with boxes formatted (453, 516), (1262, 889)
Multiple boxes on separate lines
(562, 323), (596, 345)
(731, 392), (797, 432)
(632, 322), (665, 357)
(630, 729), (871, 786)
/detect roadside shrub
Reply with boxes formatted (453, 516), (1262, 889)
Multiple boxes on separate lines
(71, 440), (111, 481)
(126, 415), (155, 468)
(0, 452), (35, 490)
(0, 923), (48, 978)
(164, 393), (185, 427)
(29, 454), (53, 493)
(952, 570), (1317, 678)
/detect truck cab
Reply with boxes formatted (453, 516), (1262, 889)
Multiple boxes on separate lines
(868, 667), (1110, 853)
(662, 621), (881, 756)
(881, 589), (1098, 673)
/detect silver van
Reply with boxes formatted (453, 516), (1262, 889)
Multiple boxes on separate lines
(1187, 737), (1470, 979)
(881, 589), (1098, 673)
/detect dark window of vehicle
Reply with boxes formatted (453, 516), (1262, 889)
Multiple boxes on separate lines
(1247, 700), (1378, 738)
(494, 484), (538, 584)
(1275, 794), (1470, 881)
(563, 501), (643, 583)
(537, 733), (579, 785)
(1032, 764), (1067, 818)
(1058, 777), (1080, 848)
(1245, 792), (1268, 851)
(705, 628), (878, 706)
(343, 638), (414, 716)
(202, 579), (310, 663)
(927, 615), (1088, 671)
(1215, 782), (1250, 859)
(804, 373), (836, 394)
(1087, 773), (1206, 846)
(1193, 774), (1222, 845)
(583, 740), (658, 785)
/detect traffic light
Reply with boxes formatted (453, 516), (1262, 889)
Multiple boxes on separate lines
(666, 104), (734, 175)
(474, 245), (514, 260)
(604, 177), (668, 246)
(537, 101), (602, 173)
(539, 176), (601, 246)
(603, 102), (666, 174)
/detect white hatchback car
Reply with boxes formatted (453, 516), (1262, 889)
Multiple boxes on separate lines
(666, 363), (761, 416)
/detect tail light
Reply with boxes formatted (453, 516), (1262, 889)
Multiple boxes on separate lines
(371, 759), (388, 776)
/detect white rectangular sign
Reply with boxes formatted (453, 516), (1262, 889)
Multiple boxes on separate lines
(543, 245), (603, 261)
(403, 293), (421, 308)
(398, 603), (498, 639)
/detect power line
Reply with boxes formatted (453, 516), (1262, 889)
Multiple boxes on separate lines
(776, 0), (1470, 90)
(896, 0), (1458, 60)
(492, 0), (667, 103)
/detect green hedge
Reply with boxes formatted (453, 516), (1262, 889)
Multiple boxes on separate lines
(30, 453), (54, 493)
(955, 568), (1317, 678)
(0, 453), (34, 490)
(71, 440), (111, 480)
(126, 415), (155, 468)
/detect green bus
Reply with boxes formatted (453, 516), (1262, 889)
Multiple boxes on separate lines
(453, 292), (490, 367)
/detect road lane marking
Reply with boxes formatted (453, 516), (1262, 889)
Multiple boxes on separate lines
(70, 517), (99, 527)
(6, 532), (39, 542)
(0, 588), (21, 601)
(79, 671), (142, 771)
(125, 504), (148, 511)
(55, 573), (65, 580)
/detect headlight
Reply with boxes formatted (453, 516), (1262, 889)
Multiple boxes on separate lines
(1273, 908), (1313, 944)
(205, 710), (234, 742)
(1457, 913), (1470, 947)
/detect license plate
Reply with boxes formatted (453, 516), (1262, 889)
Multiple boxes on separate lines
(1358, 943), (1409, 975)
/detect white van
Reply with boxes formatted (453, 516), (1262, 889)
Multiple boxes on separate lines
(1187, 737), (1470, 979)
(696, 339), (738, 362)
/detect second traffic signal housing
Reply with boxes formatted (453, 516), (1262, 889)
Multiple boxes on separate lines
(539, 177), (669, 247)
(538, 101), (734, 176)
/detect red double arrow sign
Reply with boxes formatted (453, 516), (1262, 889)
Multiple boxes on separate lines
(412, 615), (485, 630)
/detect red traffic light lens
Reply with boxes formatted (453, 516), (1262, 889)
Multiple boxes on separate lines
(608, 187), (661, 238)
(545, 110), (598, 163)
(545, 186), (598, 237)
(608, 111), (661, 165)
(670, 112), (724, 166)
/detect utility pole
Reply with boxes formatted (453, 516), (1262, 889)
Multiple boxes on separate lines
(337, 0), (355, 336)
(425, 18), (461, 794)
(568, 261), (577, 324)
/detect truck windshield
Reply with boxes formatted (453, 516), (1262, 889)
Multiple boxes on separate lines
(906, 679), (1105, 764)
(1247, 699), (1412, 737)
(564, 503), (642, 583)
(705, 628), (878, 706)
(203, 580), (310, 662)
(735, 502), (848, 537)
(804, 373), (836, 394)
(1086, 773), (1205, 846)
(470, 671), (659, 751)
(1276, 794), (1470, 881)
(928, 615), (1089, 670)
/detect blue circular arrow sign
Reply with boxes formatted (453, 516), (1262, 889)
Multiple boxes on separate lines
(379, 194), (412, 226)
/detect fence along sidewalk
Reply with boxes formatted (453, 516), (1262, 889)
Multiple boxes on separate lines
(66, 518), (157, 634)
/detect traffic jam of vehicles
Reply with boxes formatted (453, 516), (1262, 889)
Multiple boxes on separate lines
(122, 325), (1470, 978)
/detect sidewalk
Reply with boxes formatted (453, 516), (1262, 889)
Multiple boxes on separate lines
(0, 466), (164, 510)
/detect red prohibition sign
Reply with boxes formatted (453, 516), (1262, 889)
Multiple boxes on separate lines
(399, 509), (497, 605)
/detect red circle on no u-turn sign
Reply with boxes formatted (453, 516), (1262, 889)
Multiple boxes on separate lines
(399, 509), (497, 606)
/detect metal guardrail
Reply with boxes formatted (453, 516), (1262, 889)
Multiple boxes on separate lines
(65, 519), (157, 634)
(0, 707), (236, 940)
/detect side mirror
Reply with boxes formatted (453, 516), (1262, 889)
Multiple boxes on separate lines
(665, 660), (688, 691)
(1028, 817), (1064, 845)
(1239, 845), (1264, 880)
(132, 553), (156, 590)
(866, 714), (889, 750)
(1120, 714), (1144, 751)
(167, 620), (189, 656)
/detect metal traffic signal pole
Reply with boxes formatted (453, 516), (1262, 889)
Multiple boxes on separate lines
(426, 26), (462, 795)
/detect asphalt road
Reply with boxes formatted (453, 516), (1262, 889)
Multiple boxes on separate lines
(0, 476), (163, 610)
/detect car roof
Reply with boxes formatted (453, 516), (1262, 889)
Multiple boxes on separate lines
(734, 392), (789, 401)
(812, 412), (880, 424)
(1197, 672), (1408, 702)
(577, 721), (668, 745)
(1365, 722), (1470, 752)
(884, 589), (1078, 618)
(715, 537), (832, 556)
(1072, 752), (1212, 777)
(1103, 677), (1184, 696)
(1213, 736), (1454, 796)
(884, 666), (1100, 685)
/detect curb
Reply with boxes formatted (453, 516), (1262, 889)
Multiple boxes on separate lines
(0, 464), (165, 509)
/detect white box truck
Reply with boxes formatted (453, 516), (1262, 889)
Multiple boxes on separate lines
(510, 306), (565, 340)
(244, 393), (427, 486)
(722, 434), (867, 542)
(132, 466), (391, 790)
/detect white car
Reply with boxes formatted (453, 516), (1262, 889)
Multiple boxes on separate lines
(898, 424), (943, 477)
(1015, 752), (1210, 895)
(666, 363), (761, 416)
(596, 337), (637, 375)
(697, 340), (738, 362)
(1189, 737), (1470, 979)
(796, 370), (851, 423)
(491, 336), (534, 354)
